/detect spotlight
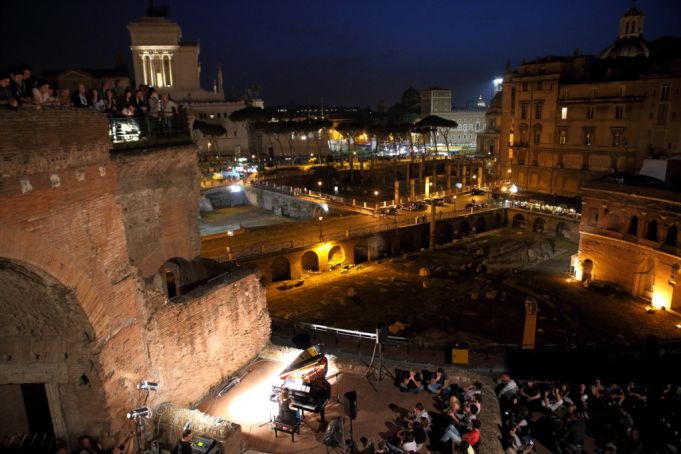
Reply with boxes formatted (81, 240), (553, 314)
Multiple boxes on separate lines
(126, 407), (152, 419)
(137, 381), (158, 391)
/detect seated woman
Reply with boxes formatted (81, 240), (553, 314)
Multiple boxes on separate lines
(427, 367), (448, 394)
(277, 388), (300, 424)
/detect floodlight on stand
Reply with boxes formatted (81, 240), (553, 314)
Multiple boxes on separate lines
(126, 407), (152, 419)
(137, 380), (158, 391)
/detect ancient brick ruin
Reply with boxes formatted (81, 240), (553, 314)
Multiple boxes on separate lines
(0, 109), (270, 447)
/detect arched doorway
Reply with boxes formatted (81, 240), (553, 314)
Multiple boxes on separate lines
(328, 245), (345, 267)
(436, 222), (453, 245)
(633, 258), (655, 299)
(646, 220), (658, 241)
(271, 257), (291, 282)
(666, 225), (678, 247)
(160, 258), (190, 299)
(533, 218), (546, 233)
(459, 220), (471, 237)
(0, 259), (108, 444)
(301, 251), (319, 272)
(354, 243), (368, 264)
(475, 217), (487, 233)
(512, 213), (526, 228)
(582, 259), (594, 282)
(627, 216), (639, 236)
(555, 222), (569, 239)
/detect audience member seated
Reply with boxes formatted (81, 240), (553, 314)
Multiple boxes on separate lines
(427, 367), (448, 394)
(462, 418), (481, 448)
(400, 369), (424, 393)
(104, 89), (118, 114)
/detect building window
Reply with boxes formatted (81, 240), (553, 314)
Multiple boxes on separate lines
(661, 85), (670, 101)
(611, 129), (623, 147)
(522, 82), (529, 91)
(520, 103), (529, 120)
(619, 86), (626, 97)
(536, 81), (543, 91)
(583, 128), (594, 147)
(666, 225), (678, 247)
(475, 122), (480, 131)
(534, 103), (543, 120)
(615, 106), (624, 119)
(533, 127), (541, 145)
(646, 220), (658, 241)
(216, 113), (221, 119)
(627, 216), (638, 236)
(559, 128), (567, 145)
(561, 107), (568, 120)
(586, 106), (594, 120)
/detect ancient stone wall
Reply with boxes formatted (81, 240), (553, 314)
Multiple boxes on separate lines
(0, 109), (270, 448)
(145, 271), (270, 406)
(113, 145), (201, 278)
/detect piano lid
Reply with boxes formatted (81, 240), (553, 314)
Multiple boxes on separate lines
(278, 345), (326, 380)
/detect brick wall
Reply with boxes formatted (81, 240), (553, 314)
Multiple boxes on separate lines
(145, 271), (270, 406)
(0, 109), (270, 448)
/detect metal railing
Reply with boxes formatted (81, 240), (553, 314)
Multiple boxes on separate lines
(108, 113), (189, 147)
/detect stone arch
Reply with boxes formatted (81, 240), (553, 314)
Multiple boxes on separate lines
(582, 258), (594, 282)
(627, 215), (639, 236)
(0, 258), (110, 445)
(555, 222), (570, 239)
(271, 256), (291, 282)
(328, 245), (345, 267)
(354, 242), (368, 264)
(495, 212), (503, 227)
(646, 219), (658, 241)
(160, 257), (192, 299)
(312, 205), (325, 219)
(475, 217), (487, 233)
(301, 250), (320, 272)
(512, 213), (526, 228)
(665, 225), (678, 247)
(271, 197), (281, 215)
(633, 258), (655, 299)
(459, 219), (471, 237)
(436, 222), (453, 245)
(533, 217), (546, 233)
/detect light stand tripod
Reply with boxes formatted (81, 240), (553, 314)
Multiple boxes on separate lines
(364, 328), (393, 386)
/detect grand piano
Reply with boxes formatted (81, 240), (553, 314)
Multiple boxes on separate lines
(270, 345), (331, 425)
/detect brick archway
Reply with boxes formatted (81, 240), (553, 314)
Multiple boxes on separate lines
(0, 226), (109, 338)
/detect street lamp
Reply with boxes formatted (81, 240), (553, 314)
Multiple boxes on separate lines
(318, 180), (323, 197)
(318, 216), (324, 242)
(227, 230), (234, 261)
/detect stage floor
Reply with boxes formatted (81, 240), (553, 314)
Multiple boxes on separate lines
(199, 358), (438, 453)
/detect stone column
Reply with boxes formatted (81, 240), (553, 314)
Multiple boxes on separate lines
(477, 166), (483, 188)
(446, 160), (452, 191)
(161, 55), (167, 87)
(149, 56), (156, 86)
(462, 165), (467, 188)
(425, 176), (430, 198)
(429, 202), (437, 250)
(410, 179), (416, 200)
(141, 55), (148, 85)
(522, 297), (538, 349)
(168, 56), (174, 86)
(394, 180), (400, 204)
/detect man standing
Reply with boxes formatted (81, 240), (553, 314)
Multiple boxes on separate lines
(172, 429), (192, 454)
(71, 84), (91, 108)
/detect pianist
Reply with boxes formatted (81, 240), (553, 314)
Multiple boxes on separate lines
(277, 388), (301, 424)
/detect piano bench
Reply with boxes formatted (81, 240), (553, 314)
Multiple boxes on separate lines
(271, 418), (301, 442)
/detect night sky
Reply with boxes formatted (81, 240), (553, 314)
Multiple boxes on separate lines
(2, 0), (680, 107)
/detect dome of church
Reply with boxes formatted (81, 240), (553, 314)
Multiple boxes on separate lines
(400, 86), (420, 109)
(601, 37), (649, 59)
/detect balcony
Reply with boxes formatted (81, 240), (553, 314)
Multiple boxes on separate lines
(108, 113), (192, 150)
(511, 142), (529, 148)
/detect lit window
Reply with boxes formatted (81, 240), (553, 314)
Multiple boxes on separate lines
(661, 85), (670, 101)
(559, 129), (567, 145)
(584, 129), (594, 147)
(210, 114), (215, 119)
(561, 107), (568, 120)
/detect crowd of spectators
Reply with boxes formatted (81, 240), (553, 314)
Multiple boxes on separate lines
(0, 64), (179, 122)
(365, 368), (484, 453)
(497, 372), (681, 453)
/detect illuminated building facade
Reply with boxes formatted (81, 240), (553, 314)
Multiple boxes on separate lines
(421, 87), (487, 150)
(498, 6), (681, 196)
(576, 179), (681, 310)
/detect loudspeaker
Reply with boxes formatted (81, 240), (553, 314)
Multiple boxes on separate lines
(376, 326), (388, 344)
(343, 390), (358, 420)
